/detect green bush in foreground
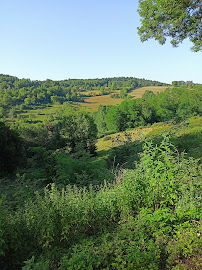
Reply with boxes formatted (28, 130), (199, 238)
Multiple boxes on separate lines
(1, 136), (201, 269)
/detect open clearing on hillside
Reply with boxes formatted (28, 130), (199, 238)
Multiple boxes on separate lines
(75, 86), (169, 111)
(12, 86), (168, 122)
(128, 86), (169, 98)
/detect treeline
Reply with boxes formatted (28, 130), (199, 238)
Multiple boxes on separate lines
(94, 85), (202, 134)
(0, 74), (84, 112)
(0, 74), (167, 114)
(0, 107), (99, 172)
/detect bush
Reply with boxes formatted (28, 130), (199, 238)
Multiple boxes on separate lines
(0, 122), (25, 173)
(55, 152), (110, 186)
(106, 137), (143, 169)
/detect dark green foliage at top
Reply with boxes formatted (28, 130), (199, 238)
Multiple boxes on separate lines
(0, 122), (25, 173)
(138, 0), (202, 52)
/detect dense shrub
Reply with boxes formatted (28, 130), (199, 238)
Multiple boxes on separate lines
(0, 122), (25, 173)
(55, 152), (111, 186)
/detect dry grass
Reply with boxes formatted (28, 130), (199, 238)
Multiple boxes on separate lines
(74, 93), (123, 112)
(80, 90), (101, 96)
(75, 86), (168, 112)
(129, 86), (169, 98)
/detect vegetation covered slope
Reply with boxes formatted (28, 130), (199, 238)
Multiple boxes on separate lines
(0, 74), (167, 111)
(0, 136), (201, 270)
(0, 78), (201, 270)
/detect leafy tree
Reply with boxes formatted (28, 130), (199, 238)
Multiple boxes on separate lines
(8, 108), (17, 119)
(111, 81), (117, 91)
(138, 0), (202, 52)
(93, 105), (109, 134)
(19, 123), (49, 147)
(142, 90), (155, 101)
(176, 87), (202, 120)
(0, 122), (25, 173)
(120, 87), (127, 99)
(105, 106), (124, 132)
(99, 86), (104, 95)
(59, 111), (98, 155)
(50, 95), (64, 104)
(127, 99), (146, 127)
(0, 107), (6, 118)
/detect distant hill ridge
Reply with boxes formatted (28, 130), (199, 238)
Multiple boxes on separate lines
(0, 73), (168, 86)
(0, 74), (168, 110)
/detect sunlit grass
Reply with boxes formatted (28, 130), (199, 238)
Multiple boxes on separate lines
(96, 116), (202, 159)
(96, 127), (152, 152)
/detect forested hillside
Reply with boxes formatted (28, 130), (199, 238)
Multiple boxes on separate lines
(0, 76), (201, 270)
(0, 74), (167, 114)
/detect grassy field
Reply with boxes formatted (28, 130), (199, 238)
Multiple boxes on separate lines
(128, 86), (169, 98)
(96, 128), (151, 152)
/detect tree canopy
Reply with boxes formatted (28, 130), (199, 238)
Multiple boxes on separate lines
(138, 0), (202, 52)
(59, 111), (98, 155)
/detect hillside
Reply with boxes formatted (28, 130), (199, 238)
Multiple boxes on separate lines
(0, 116), (201, 270)
(0, 80), (201, 270)
(75, 86), (168, 112)
(0, 74), (168, 122)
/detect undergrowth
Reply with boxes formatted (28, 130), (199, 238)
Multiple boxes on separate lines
(0, 136), (201, 269)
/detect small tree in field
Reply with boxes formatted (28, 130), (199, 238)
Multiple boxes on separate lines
(59, 111), (98, 155)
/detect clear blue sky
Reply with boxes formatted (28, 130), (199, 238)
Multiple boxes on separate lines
(0, 0), (201, 84)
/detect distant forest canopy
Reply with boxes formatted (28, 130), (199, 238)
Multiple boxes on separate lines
(0, 74), (168, 110)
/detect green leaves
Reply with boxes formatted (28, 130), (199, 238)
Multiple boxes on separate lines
(1, 135), (201, 269)
(59, 111), (98, 155)
(138, 0), (202, 51)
